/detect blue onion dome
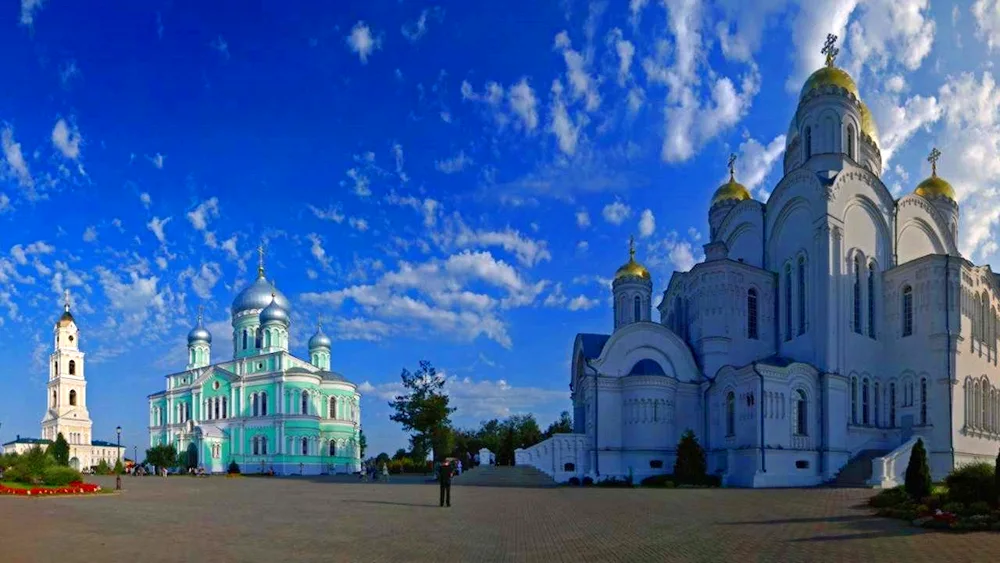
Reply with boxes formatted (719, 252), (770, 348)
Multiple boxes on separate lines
(309, 322), (331, 350)
(187, 314), (212, 345)
(231, 273), (290, 317)
(259, 293), (290, 325)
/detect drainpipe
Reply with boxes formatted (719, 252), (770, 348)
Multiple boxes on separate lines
(945, 254), (954, 470)
(584, 358), (600, 478)
(753, 363), (766, 474)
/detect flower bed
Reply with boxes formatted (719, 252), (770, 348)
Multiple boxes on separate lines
(869, 486), (1000, 531)
(0, 480), (102, 496)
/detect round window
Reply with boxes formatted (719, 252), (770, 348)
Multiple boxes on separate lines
(213, 381), (220, 390)
(68, 335), (74, 342)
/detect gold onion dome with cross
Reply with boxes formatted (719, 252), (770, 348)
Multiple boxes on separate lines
(795, 34), (880, 148)
(915, 147), (955, 200)
(711, 153), (752, 206)
(614, 236), (651, 282)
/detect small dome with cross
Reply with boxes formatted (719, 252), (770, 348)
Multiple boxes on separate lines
(914, 147), (954, 200)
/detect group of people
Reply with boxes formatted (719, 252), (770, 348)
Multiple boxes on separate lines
(361, 462), (390, 482)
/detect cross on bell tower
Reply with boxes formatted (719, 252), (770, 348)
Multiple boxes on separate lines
(63, 289), (70, 312)
(822, 33), (839, 67)
(628, 235), (636, 261)
(928, 147), (942, 177)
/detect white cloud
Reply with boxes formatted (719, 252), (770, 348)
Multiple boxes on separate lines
(306, 233), (333, 271)
(392, 143), (408, 183)
(139, 192), (152, 209)
(846, 0), (935, 74)
(346, 168), (371, 197)
(0, 193), (10, 214)
(567, 295), (599, 311)
(575, 209), (590, 228)
(784, 0), (860, 93)
(435, 150), (472, 174)
(607, 28), (635, 86)
(179, 262), (222, 299)
(432, 213), (552, 267)
(147, 216), (171, 245)
(1, 125), (34, 190)
(9, 241), (55, 265)
(82, 226), (97, 242)
(401, 7), (443, 42)
(210, 35), (229, 59)
(638, 209), (655, 238)
(309, 204), (345, 223)
(629, 0), (649, 28)
(868, 93), (941, 165)
(553, 31), (600, 112)
(602, 201), (631, 225)
(358, 375), (567, 419)
(973, 0), (1000, 50)
(186, 197), (219, 231)
(732, 134), (787, 197)
(148, 153), (165, 169)
(348, 217), (370, 232)
(548, 79), (584, 156)
(646, 230), (704, 273)
(51, 119), (82, 160)
(577, 240), (589, 253)
(886, 75), (906, 93)
(508, 78), (539, 131)
(20, 0), (44, 27)
(347, 21), (380, 64)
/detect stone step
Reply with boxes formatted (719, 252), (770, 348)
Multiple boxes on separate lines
(452, 466), (558, 488)
(827, 449), (890, 488)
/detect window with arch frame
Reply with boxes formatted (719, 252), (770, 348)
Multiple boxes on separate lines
(301, 390), (309, 415)
(747, 288), (759, 340)
(853, 255), (862, 334)
(847, 124), (855, 160)
(889, 382), (896, 427)
(867, 262), (876, 338)
(850, 376), (858, 424)
(920, 378), (928, 425)
(302, 437), (308, 455)
(330, 440), (337, 456)
(902, 285), (913, 336)
(797, 256), (806, 335)
(725, 391), (735, 437)
(793, 389), (808, 435)
(862, 379), (870, 425)
(784, 264), (792, 340)
(633, 295), (641, 323)
(805, 126), (812, 159)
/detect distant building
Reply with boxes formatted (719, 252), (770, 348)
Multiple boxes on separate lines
(147, 250), (362, 475)
(2, 293), (125, 470)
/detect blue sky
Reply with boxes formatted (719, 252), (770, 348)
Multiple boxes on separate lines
(1, 0), (999, 458)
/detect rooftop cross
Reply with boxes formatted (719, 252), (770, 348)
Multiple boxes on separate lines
(257, 243), (266, 276)
(197, 304), (204, 323)
(822, 33), (839, 67)
(628, 235), (636, 261)
(928, 147), (942, 176)
(63, 289), (70, 312)
(727, 153), (737, 180)
(317, 314), (324, 331)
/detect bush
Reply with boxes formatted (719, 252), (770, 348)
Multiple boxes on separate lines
(94, 459), (112, 476)
(595, 476), (633, 488)
(942, 501), (966, 515)
(904, 439), (932, 501)
(640, 474), (674, 487)
(228, 461), (240, 474)
(945, 462), (995, 506)
(42, 466), (83, 486)
(6, 446), (52, 485)
(995, 448), (1000, 507)
(673, 429), (707, 486)
(567, 477), (580, 486)
(968, 501), (992, 516)
(869, 486), (910, 508)
(921, 493), (947, 512)
(582, 476), (594, 486)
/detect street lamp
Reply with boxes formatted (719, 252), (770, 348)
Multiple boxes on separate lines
(115, 426), (122, 491)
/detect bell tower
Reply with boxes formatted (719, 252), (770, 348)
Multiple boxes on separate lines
(41, 290), (93, 448)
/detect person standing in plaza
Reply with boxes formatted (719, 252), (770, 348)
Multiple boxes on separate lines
(437, 460), (454, 507)
(381, 462), (389, 482)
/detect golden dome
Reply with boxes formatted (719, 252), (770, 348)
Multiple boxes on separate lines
(615, 236), (651, 282)
(860, 103), (879, 148)
(915, 147), (954, 200)
(711, 177), (752, 206)
(799, 65), (860, 102)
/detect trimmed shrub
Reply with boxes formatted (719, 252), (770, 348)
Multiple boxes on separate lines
(640, 474), (674, 487)
(42, 466), (82, 486)
(945, 462), (995, 506)
(228, 461), (240, 474)
(904, 439), (932, 501)
(968, 501), (992, 516)
(995, 448), (1000, 507)
(582, 476), (594, 486)
(869, 486), (909, 508)
(673, 429), (707, 486)
(567, 477), (580, 486)
(94, 459), (112, 476)
(942, 501), (966, 515)
(595, 476), (633, 488)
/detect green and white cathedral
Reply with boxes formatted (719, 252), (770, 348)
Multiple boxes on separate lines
(148, 257), (362, 475)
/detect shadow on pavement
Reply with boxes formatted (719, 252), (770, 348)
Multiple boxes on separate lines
(343, 500), (440, 509)
(722, 515), (872, 525)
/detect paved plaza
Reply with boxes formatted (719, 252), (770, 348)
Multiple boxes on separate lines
(3, 472), (1000, 562)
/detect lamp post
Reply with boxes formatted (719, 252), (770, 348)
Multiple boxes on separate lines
(115, 426), (122, 491)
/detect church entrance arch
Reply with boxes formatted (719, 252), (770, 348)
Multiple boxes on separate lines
(69, 457), (80, 470)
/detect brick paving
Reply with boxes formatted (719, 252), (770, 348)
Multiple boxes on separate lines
(2, 474), (1000, 562)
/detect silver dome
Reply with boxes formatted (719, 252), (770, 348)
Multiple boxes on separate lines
(259, 296), (290, 325)
(309, 326), (331, 349)
(187, 320), (212, 345)
(231, 274), (291, 317)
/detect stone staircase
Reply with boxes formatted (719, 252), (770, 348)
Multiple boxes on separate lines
(825, 449), (889, 487)
(452, 465), (558, 488)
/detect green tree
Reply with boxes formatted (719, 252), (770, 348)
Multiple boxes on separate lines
(113, 459), (124, 475)
(904, 438), (932, 501)
(392, 448), (409, 461)
(7, 446), (52, 484)
(359, 429), (367, 460)
(673, 429), (707, 485)
(375, 452), (391, 466)
(95, 459), (112, 475)
(544, 411), (573, 438)
(995, 448), (1000, 508)
(145, 444), (178, 473)
(47, 433), (70, 466)
(388, 361), (456, 461)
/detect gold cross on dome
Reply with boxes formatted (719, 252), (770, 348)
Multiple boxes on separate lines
(727, 153), (737, 179)
(628, 235), (636, 261)
(928, 147), (942, 176)
(822, 33), (839, 67)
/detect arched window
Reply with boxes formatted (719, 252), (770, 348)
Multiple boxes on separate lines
(253, 437), (259, 455)
(633, 295), (641, 323)
(329, 397), (336, 418)
(867, 263), (876, 338)
(54, 360), (59, 376)
(853, 255), (862, 334)
(190, 349), (196, 365)
(902, 286), (913, 336)
(847, 124), (855, 160)
(301, 390), (309, 415)
(69, 360), (76, 375)
(265, 330), (271, 348)
(784, 264), (792, 340)
(69, 389), (77, 406)
(252, 394), (259, 417)
(793, 390), (807, 435)
(851, 376), (858, 424)
(261, 437), (268, 455)
(222, 397), (227, 419)
(242, 330), (248, 350)
(797, 256), (806, 335)
(982, 297), (989, 346)
(862, 379), (870, 425)
(874, 382), (881, 427)
(52, 390), (56, 407)
(805, 126), (812, 159)
(725, 391), (735, 437)
(302, 437), (309, 455)
(747, 289), (759, 339)
(261, 393), (268, 416)
(330, 440), (337, 456)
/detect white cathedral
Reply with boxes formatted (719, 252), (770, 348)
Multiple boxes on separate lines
(2, 293), (125, 471)
(516, 36), (1000, 487)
